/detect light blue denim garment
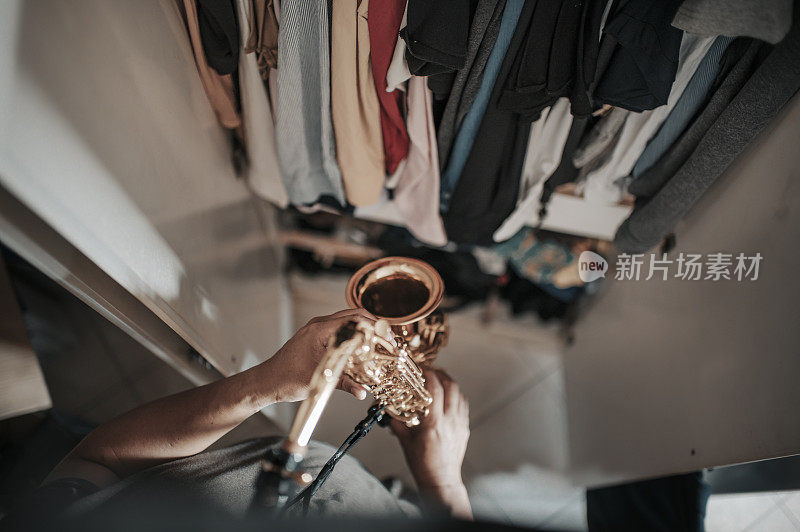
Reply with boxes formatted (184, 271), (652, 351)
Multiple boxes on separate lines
(631, 36), (734, 178)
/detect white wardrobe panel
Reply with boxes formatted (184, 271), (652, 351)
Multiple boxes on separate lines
(0, 0), (290, 377)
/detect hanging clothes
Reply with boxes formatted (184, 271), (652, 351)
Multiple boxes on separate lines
(536, 116), (591, 218)
(589, 0), (621, 96)
(442, 0), (530, 245)
(386, 4), (412, 93)
(182, 0), (241, 130)
(628, 38), (764, 200)
(439, 0), (525, 211)
(266, 0), (279, 118)
(574, 115), (626, 196)
(580, 33), (716, 204)
(382, 0), (411, 191)
(630, 36), (734, 178)
(615, 11), (800, 253)
(672, 0), (793, 45)
(594, 0), (684, 112)
(244, 0), (279, 79)
(331, 0), (385, 207)
(235, 0), (287, 206)
(368, 0), (409, 175)
(393, 77), (448, 247)
(496, 0), (606, 122)
(573, 108), (629, 171)
(276, 0), (345, 206)
(196, 0), (241, 76)
(401, 0), (471, 101)
(436, 0), (507, 170)
(493, 98), (574, 242)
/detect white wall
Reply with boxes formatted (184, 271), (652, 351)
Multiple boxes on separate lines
(565, 93), (800, 486)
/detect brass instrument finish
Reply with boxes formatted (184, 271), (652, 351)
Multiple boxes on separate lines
(346, 257), (448, 366)
(285, 257), (449, 456)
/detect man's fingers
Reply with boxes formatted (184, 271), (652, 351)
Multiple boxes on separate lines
(421, 368), (445, 418)
(338, 375), (369, 400)
(433, 369), (465, 414)
(308, 312), (378, 350)
(456, 385), (470, 417)
(307, 308), (358, 324)
(308, 308), (375, 325)
(441, 377), (460, 412)
(311, 311), (377, 343)
(422, 368), (445, 396)
(435, 369), (455, 385)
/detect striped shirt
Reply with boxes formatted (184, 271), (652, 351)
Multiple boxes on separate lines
(276, 0), (346, 205)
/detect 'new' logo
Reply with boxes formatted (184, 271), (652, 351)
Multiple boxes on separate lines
(578, 251), (608, 282)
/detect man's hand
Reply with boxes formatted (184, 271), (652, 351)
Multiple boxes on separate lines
(390, 368), (472, 519)
(261, 309), (374, 403)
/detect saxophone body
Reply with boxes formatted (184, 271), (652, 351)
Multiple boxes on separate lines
(288, 257), (449, 449)
(251, 257), (449, 512)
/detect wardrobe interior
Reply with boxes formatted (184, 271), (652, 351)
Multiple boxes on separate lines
(1, 0), (799, 529)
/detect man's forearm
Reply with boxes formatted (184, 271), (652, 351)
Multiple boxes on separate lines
(48, 358), (287, 483)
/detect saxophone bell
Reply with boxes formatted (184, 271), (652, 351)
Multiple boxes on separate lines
(346, 256), (449, 367)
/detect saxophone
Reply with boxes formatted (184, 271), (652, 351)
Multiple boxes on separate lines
(252, 257), (449, 510)
(289, 256), (449, 445)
